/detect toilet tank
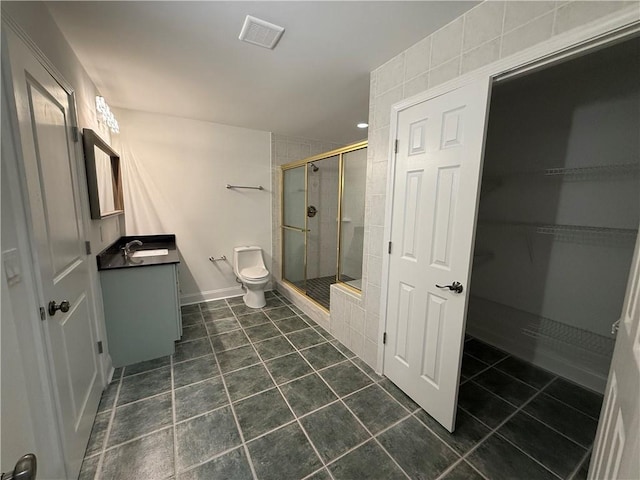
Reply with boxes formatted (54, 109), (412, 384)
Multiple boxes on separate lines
(233, 246), (265, 275)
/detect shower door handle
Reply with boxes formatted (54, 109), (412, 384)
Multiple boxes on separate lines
(435, 281), (463, 293)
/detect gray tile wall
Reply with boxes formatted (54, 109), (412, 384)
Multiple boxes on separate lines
(360, 0), (637, 370)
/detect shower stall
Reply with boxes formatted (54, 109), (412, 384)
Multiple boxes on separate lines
(281, 141), (367, 309)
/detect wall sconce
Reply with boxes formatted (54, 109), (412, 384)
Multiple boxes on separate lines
(95, 96), (119, 133)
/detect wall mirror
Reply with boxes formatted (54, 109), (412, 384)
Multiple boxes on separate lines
(82, 128), (124, 219)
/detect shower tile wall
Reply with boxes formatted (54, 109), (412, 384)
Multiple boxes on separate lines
(271, 134), (342, 285)
(351, 0), (638, 372)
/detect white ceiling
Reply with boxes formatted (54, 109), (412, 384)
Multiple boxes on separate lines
(47, 1), (478, 144)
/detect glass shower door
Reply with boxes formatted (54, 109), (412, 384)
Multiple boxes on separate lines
(305, 155), (340, 308)
(282, 165), (307, 291)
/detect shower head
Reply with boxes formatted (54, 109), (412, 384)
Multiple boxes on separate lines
(309, 162), (319, 172)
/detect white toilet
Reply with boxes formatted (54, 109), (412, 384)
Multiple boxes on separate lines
(233, 246), (270, 308)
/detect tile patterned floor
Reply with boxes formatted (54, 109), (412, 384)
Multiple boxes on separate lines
(293, 276), (336, 309)
(80, 292), (603, 480)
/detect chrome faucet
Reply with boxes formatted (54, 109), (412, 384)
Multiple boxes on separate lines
(122, 239), (143, 258)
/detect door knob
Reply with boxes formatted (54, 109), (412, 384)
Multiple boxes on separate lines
(48, 300), (70, 316)
(435, 281), (463, 293)
(1, 453), (37, 480)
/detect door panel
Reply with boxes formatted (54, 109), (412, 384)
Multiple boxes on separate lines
(7, 29), (102, 478)
(589, 233), (640, 479)
(384, 78), (492, 432)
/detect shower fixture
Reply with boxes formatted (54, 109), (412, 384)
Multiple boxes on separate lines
(309, 162), (319, 172)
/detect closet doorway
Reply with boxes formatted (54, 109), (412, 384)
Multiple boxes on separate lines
(467, 37), (639, 394)
(382, 32), (639, 479)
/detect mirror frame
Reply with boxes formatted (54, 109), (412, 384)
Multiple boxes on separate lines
(82, 128), (124, 219)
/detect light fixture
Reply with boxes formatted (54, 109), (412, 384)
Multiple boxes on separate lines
(95, 96), (119, 133)
(357, 123), (368, 129)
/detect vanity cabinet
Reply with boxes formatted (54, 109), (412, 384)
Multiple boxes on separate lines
(97, 234), (181, 367)
(100, 263), (181, 367)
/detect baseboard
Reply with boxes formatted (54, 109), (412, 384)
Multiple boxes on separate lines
(466, 298), (610, 394)
(180, 286), (244, 305)
(180, 282), (275, 306)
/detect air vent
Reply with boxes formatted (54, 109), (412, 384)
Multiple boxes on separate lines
(239, 15), (284, 49)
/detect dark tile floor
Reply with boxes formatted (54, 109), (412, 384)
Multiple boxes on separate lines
(293, 275), (336, 309)
(80, 292), (603, 480)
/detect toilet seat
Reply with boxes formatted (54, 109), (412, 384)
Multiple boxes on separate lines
(240, 266), (269, 280)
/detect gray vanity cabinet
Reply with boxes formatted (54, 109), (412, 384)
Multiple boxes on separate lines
(100, 263), (181, 367)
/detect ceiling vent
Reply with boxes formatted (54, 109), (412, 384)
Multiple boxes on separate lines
(239, 15), (285, 49)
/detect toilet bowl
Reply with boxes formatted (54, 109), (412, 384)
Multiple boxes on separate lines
(233, 246), (269, 308)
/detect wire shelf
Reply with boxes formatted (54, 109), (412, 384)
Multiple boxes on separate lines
(483, 162), (639, 182)
(522, 316), (615, 358)
(479, 221), (637, 246)
(469, 296), (615, 358)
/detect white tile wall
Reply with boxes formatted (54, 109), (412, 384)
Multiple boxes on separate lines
(360, 0), (637, 371)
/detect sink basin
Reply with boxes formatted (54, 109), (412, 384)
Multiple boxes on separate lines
(131, 249), (169, 258)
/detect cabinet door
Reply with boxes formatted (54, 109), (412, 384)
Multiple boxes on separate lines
(101, 265), (178, 367)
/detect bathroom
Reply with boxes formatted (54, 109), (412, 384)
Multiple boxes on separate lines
(2, 2), (639, 480)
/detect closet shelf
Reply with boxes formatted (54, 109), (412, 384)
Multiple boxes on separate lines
(478, 221), (637, 246)
(469, 296), (615, 358)
(483, 162), (639, 182)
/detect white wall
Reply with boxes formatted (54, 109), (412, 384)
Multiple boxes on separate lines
(113, 108), (272, 304)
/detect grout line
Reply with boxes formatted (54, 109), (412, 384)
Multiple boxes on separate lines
(112, 387), (172, 409)
(120, 362), (171, 379)
(93, 369), (124, 480)
(229, 308), (333, 479)
(537, 384), (602, 422)
(205, 319), (259, 480)
(100, 425), (174, 454)
(517, 409), (591, 451)
(170, 355), (178, 478)
(457, 376), (565, 480)
(498, 0), (508, 59)
(568, 446), (592, 480)
(267, 314), (415, 479)
(434, 456), (490, 480)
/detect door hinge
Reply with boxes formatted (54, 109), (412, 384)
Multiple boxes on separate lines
(39, 307), (46, 321)
(72, 126), (80, 143)
(394, 139), (399, 154)
(388, 241), (392, 254)
(383, 332), (387, 344)
(85, 241), (91, 255)
(97, 341), (103, 354)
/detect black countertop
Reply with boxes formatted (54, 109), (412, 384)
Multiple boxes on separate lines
(96, 234), (180, 271)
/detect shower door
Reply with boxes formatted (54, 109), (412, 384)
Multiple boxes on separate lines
(305, 155), (340, 308)
(282, 165), (307, 291)
(281, 141), (368, 310)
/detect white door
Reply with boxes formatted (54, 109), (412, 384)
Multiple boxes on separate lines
(589, 234), (640, 480)
(6, 30), (102, 477)
(384, 78), (491, 432)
